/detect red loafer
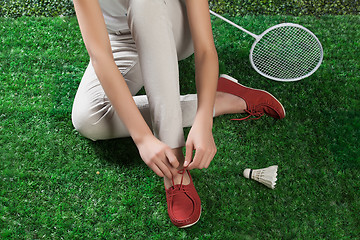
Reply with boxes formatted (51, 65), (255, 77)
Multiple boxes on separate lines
(217, 74), (286, 120)
(165, 169), (201, 228)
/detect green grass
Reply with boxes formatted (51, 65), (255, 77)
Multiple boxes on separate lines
(1, 15), (359, 239)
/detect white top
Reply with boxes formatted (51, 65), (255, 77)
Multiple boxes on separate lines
(99, 0), (130, 33)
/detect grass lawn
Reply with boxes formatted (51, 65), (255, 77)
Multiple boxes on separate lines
(1, 14), (359, 239)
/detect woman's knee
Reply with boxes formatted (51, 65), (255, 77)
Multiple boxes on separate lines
(71, 103), (97, 141)
(71, 96), (112, 141)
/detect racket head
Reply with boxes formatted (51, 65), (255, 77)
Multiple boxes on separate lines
(249, 23), (323, 82)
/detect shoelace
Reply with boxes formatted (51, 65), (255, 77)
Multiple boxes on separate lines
(169, 167), (188, 196)
(231, 109), (264, 121)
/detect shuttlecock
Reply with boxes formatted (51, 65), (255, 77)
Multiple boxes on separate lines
(243, 165), (278, 189)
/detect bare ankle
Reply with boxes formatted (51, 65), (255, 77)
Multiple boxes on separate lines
(171, 147), (185, 169)
(214, 91), (247, 116)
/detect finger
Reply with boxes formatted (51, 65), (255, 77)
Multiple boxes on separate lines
(202, 146), (216, 168)
(164, 159), (179, 177)
(204, 149), (216, 168)
(199, 149), (213, 169)
(184, 143), (194, 168)
(149, 164), (164, 177)
(187, 147), (205, 170)
(157, 160), (174, 179)
(203, 150), (216, 169)
(165, 148), (179, 169)
(199, 151), (211, 169)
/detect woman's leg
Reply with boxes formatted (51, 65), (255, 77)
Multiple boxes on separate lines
(71, 0), (248, 156)
(71, 30), (199, 143)
(71, 33), (147, 141)
(127, 0), (195, 150)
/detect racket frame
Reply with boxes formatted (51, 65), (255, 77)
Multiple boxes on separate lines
(210, 10), (324, 82)
(249, 23), (324, 82)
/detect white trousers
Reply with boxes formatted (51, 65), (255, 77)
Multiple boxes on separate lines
(72, 0), (202, 148)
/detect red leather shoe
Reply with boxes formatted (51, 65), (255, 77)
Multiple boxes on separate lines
(165, 169), (201, 228)
(217, 74), (286, 120)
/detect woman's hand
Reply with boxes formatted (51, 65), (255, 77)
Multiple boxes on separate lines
(136, 134), (179, 179)
(184, 116), (217, 170)
(184, 0), (218, 170)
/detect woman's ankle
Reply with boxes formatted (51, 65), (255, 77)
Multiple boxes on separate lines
(164, 147), (190, 188)
(171, 147), (185, 170)
(164, 169), (190, 188)
(214, 91), (247, 117)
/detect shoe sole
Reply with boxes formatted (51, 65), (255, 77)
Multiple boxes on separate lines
(219, 74), (286, 118)
(178, 206), (202, 229)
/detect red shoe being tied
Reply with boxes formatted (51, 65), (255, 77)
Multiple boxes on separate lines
(165, 168), (201, 228)
(217, 74), (286, 120)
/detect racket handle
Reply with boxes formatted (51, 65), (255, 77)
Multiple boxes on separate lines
(209, 10), (258, 39)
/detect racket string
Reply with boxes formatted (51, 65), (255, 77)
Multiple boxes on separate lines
(254, 41), (320, 77)
(255, 32), (318, 77)
(251, 25), (322, 80)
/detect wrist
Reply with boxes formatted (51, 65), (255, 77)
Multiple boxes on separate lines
(131, 129), (154, 147)
(194, 110), (214, 128)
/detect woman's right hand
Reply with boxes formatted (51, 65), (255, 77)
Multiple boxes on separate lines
(135, 135), (179, 179)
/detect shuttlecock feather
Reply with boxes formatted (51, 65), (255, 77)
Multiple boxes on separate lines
(243, 165), (278, 189)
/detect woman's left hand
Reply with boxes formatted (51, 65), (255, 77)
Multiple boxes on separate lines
(184, 116), (217, 170)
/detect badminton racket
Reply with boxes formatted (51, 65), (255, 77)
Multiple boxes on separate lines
(210, 10), (323, 82)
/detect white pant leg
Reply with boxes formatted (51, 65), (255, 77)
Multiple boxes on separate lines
(72, 0), (198, 147)
(71, 33), (151, 141)
(127, 0), (194, 148)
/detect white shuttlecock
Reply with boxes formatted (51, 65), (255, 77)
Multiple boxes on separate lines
(243, 165), (278, 189)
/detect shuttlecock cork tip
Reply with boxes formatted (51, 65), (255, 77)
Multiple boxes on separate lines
(243, 168), (251, 179)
